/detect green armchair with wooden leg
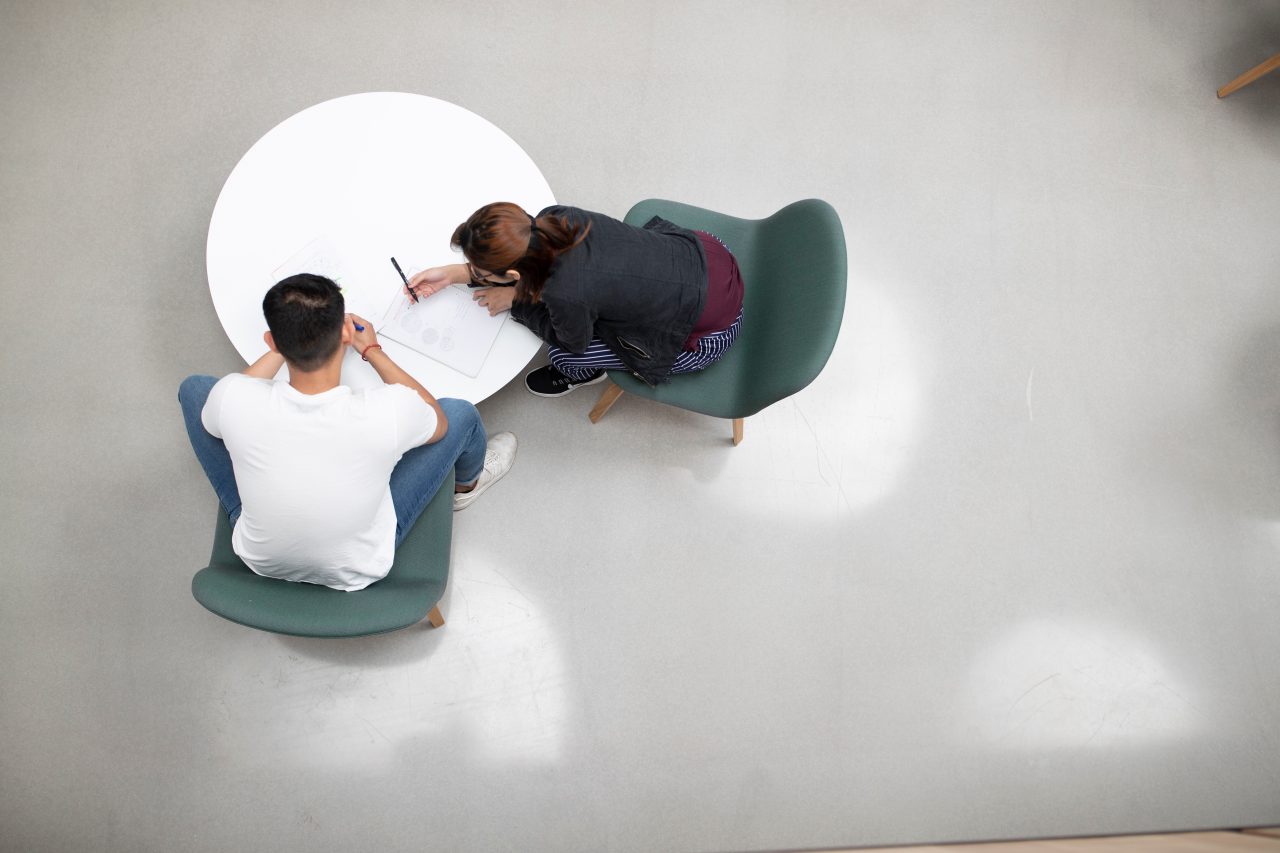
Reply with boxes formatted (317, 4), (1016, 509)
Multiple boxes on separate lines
(190, 471), (454, 638)
(588, 198), (847, 444)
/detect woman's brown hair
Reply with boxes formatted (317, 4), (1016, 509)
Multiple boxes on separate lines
(451, 202), (589, 302)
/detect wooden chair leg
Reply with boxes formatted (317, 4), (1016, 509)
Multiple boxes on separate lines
(1218, 52), (1280, 98)
(732, 418), (744, 446)
(588, 382), (624, 423)
(427, 605), (444, 628)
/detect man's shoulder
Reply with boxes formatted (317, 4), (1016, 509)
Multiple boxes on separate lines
(213, 372), (273, 404)
(203, 374), (275, 439)
(216, 371), (271, 389)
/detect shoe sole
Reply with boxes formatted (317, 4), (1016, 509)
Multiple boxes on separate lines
(525, 371), (607, 398)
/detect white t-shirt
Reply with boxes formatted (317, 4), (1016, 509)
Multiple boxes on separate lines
(202, 374), (437, 591)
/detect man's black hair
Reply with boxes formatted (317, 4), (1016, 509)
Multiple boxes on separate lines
(262, 274), (345, 371)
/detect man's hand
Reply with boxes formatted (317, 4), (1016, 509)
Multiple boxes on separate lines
(348, 313), (378, 353)
(474, 286), (515, 316)
(407, 264), (466, 299)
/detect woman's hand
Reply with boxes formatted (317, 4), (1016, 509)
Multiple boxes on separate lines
(473, 286), (515, 316)
(407, 264), (466, 299)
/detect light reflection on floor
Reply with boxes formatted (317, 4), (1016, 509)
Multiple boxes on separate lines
(714, 278), (927, 520)
(203, 551), (569, 774)
(965, 618), (1200, 750)
(434, 555), (570, 767)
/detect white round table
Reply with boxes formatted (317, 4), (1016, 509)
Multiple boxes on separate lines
(206, 92), (552, 402)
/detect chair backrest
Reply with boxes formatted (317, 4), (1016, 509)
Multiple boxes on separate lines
(623, 198), (847, 418)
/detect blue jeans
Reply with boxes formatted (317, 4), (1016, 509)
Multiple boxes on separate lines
(178, 375), (486, 547)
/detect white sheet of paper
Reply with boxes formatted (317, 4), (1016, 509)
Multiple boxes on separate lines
(272, 235), (350, 290)
(378, 285), (507, 378)
(270, 237), (505, 378)
(270, 236), (390, 321)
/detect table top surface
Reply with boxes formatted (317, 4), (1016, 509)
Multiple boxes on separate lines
(206, 91), (554, 402)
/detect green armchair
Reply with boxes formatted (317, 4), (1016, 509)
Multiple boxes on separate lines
(190, 472), (454, 638)
(588, 198), (847, 444)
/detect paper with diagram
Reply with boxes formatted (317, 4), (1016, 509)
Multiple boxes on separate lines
(271, 236), (505, 376)
(271, 236), (378, 320)
(272, 236), (350, 290)
(378, 285), (506, 377)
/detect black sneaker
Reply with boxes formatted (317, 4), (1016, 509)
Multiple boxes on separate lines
(525, 365), (606, 397)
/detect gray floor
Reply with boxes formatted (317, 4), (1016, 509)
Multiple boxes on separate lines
(3, 2), (1279, 851)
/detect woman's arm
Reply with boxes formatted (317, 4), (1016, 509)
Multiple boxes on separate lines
(510, 296), (596, 354)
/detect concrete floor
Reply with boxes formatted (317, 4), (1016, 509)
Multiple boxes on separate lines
(3, 2), (1279, 851)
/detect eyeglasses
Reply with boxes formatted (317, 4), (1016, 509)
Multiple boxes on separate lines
(468, 263), (516, 287)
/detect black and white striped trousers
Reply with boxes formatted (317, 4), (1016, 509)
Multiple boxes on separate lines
(548, 309), (744, 382)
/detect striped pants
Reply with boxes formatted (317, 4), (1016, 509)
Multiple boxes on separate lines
(548, 309), (743, 381)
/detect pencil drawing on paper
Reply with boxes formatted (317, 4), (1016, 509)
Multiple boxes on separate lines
(378, 286), (503, 377)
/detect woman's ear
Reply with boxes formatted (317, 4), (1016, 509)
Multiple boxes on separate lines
(507, 270), (522, 282)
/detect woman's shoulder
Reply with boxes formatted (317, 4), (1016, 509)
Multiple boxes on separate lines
(542, 205), (694, 242)
(537, 204), (580, 219)
(538, 204), (615, 227)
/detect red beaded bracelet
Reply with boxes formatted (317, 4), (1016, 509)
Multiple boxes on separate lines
(361, 344), (382, 361)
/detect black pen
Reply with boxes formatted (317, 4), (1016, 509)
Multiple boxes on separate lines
(390, 256), (417, 303)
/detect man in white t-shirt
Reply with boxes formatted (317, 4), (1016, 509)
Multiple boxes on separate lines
(179, 273), (516, 591)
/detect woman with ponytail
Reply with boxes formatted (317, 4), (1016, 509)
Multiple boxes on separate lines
(407, 202), (744, 396)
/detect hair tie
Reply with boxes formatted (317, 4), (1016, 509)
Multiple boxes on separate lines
(526, 214), (540, 251)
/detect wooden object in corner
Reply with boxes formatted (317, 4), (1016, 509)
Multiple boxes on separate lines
(1218, 52), (1280, 98)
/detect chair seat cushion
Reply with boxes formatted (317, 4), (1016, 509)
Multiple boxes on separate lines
(192, 564), (447, 637)
(607, 355), (745, 418)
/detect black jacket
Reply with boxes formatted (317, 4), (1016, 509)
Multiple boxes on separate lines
(509, 206), (707, 385)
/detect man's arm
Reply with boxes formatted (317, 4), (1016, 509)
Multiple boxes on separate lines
(348, 314), (448, 443)
(242, 349), (286, 380)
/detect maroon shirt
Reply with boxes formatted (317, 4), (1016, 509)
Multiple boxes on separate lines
(684, 231), (745, 350)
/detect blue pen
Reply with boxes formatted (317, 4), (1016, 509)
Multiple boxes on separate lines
(354, 322), (365, 331)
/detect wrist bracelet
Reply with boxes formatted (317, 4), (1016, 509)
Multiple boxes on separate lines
(361, 344), (382, 361)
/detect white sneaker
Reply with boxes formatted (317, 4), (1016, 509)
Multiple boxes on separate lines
(453, 432), (517, 511)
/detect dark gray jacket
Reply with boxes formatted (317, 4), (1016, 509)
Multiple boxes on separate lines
(509, 206), (707, 385)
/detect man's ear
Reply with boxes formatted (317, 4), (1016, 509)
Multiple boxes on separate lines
(264, 331), (279, 353)
(340, 318), (353, 346)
